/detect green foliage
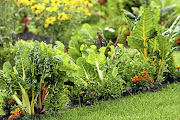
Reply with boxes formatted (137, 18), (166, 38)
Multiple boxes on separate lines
(162, 15), (180, 45)
(127, 7), (155, 60)
(68, 24), (96, 60)
(0, 44), (17, 69)
(126, 8), (177, 83)
(0, 40), (78, 114)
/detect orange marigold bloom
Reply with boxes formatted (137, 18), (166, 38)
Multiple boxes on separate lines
(121, 25), (125, 28)
(80, 91), (85, 94)
(8, 100), (14, 105)
(126, 31), (130, 36)
(136, 78), (140, 83)
(138, 75), (143, 80)
(150, 79), (154, 83)
(14, 108), (20, 118)
(98, 93), (102, 96)
(8, 115), (15, 120)
(140, 71), (148, 76)
(146, 77), (151, 81)
(20, 110), (25, 115)
(116, 33), (119, 36)
(86, 79), (90, 82)
(176, 66), (180, 69)
(86, 100), (90, 104)
(90, 92), (95, 95)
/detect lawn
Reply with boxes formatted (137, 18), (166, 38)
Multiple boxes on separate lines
(40, 83), (180, 120)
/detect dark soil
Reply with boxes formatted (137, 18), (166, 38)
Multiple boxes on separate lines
(12, 31), (51, 45)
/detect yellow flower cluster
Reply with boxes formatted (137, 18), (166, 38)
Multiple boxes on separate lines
(44, 16), (56, 28)
(14, 0), (36, 6)
(31, 3), (45, 14)
(13, 0), (93, 28)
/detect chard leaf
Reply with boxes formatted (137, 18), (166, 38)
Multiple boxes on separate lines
(15, 41), (32, 81)
(3, 61), (12, 80)
(162, 15), (180, 45)
(18, 83), (31, 115)
(127, 8), (155, 60)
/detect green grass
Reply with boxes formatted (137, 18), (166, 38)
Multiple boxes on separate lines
(0, 50), (180, 119)
(40, 83), (180, 120)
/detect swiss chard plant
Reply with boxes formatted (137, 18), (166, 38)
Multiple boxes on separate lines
(0, 40), (78, 115)
(126, 7), (180, 82)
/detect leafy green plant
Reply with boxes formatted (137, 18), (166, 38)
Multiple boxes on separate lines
(0, 40), (78, 116)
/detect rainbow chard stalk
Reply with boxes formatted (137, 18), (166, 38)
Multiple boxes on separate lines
(115, 25), (128, 48)
(38, 83), (48, 113)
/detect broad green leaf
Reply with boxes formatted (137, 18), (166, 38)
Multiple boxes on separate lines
(3, 61), (12, 80)
(19, 83), (31, 114)
(127, 8), (155, 60)
(15, 41), (32, 81)
(162, 15), (180, 45)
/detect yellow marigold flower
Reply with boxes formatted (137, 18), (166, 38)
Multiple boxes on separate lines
(87, 3), (93, 7)
(84, 8), (91, 16)
(75, 7), (84, 13)
(23, 0), (36, 6)
(44, 0), (49, 3)
(44, 23), (49, 28)
(63, 7), (68, 11)
(46, 6), (58, 12)
(51, 0), (61, 6)
(57, 13), (69, 23)
(45, 16), (56, 26)
(31, 3), (45, 14)
(80, 91), (85, 94)
(8, 115), (15, 120)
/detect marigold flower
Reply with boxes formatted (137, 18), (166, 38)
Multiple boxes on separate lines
(150, 79), (154, 83)
(46, 6), (58, 12)
(121, 25), (125, 28)
(98, 93), (102, 96)
(8, 100), (14, 105)
(176, 66), (180, 69)
(51, 0), (61, 6)
(116, 33), (119, 36)
(80, 91), (85, 94)
(140, 71), (148, 76)
(90, 92), (95, 95)
(86, 100), (90, 104)
(85, 79), (90, 82)
(14, 108), (20, 118)
(8, 115), (15, 120)
(126, 31), (130, 36)
(20, 110), (25, 115)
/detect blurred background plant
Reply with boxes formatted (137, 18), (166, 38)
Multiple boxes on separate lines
(12, 0), (93, 44)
